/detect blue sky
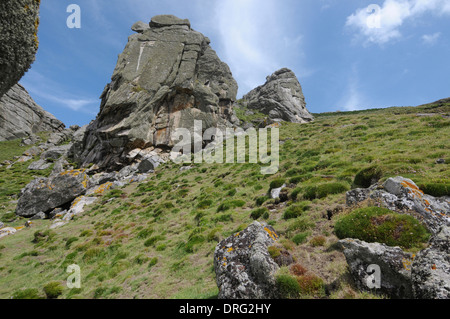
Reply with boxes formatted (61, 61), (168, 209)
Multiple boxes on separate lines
(19, 0), (450, 127)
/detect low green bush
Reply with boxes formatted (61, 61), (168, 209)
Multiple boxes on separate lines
(250, 207), (269, 220)
(283, 202), (310, 220)
(43, 282), (64, 299)
(292, 232), (310, 245)
(270, 179), (285, 190)
(303, 182), (350, 200)
(418, 183), (449, 197)
(12, 288), (44, 299)
(276, 274), (301, 299)
(353, 166), (383, 188)
(335, 207), (431, 249)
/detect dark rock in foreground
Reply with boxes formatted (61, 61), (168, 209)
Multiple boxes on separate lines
(0, 84), (65, 141)
(0, 0), (40, 98)
(243, 68), (314, 123)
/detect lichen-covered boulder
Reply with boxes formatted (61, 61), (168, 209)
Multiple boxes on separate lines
(412, 226), (450, 299)
(339, 239), (415, 299)
(243, 68), (314, 123)
(214, 221), (280, 299)
(346, 176), (450, 235)
(16, 169), (89, 218)
(71, 15), (238, 171)
(0, 0), (40, 98)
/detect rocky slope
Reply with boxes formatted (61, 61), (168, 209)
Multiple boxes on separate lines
(0, 84), (65, 141)
(71, 15), (239, 171)
(0, 0), (40, 99)
(243, 68), (314, 123)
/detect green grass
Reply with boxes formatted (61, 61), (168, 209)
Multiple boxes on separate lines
(0, 103), (448, 299)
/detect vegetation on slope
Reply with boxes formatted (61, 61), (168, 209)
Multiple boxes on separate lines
(0, 102), (448, 299)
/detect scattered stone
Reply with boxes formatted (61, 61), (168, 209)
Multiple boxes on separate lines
(436, 159), (445, 164)
(41, 144), (71, 161)
(27, 159), (52, 171)
(16, 169), (89, 218)
(270, 184), (286, 199)
(62, 196), (97, 221)
(23, 146), (42, 157)
(214, 221), (280, 299)
(21, 135), (42, 146)
(30, 211), (47, 220)
(0, 227), (17, 239)
(243, 68), (314, 123)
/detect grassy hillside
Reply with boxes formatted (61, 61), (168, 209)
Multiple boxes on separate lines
(0, 102), (448, 299)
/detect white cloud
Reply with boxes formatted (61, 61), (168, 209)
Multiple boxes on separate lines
(212, 0), (306, 96)
(422, 32), (441, 44)
(346, 0), (450, 45)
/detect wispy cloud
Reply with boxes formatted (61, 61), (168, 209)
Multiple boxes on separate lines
(20, 70), (98, 115)
(340, 65), (365, 111)
(346, 0), (450, 46)
(212, 0), (307, 96)
(422, 32), (441, 45)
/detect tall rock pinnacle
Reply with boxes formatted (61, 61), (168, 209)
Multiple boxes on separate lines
(72, 15), (238, 170)
(243, 68), (314, 123)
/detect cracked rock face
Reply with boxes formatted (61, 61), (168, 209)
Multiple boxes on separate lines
(243, 68), (314, 123)
(72, 15), (238, 170)
(214, 221), (280, 299)
(0, 0), (40, 99)
(0, 84), (65, 141)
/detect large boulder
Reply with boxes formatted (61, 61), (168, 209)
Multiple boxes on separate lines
(346, 176), (450, 235)
(71, 15), (238, 170)
(412, 226), (450, 299)
(214, 221), (280, 299)
(16, 169), (89, 218)
(339, 239), (415, 299)
(243, 68), (314, 123)
(0, 84), (65, 141)
(0, 0), (40, 98)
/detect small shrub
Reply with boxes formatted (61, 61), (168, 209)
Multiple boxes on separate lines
(353, 166), (383, 188)
(268, 246), (281, 259)
(297, 274), (324, 296)
(276, 274), (301, 299)
(43, 282), (64, 299)
(148, 257), (158, 268)
(12, 288), (43, 299)
(250, 207), (269, 220)
(255, 195), (269, 206)
(418, 183), (449, 197)
(197, 199), (213, 209)
(303, 182), (350, 200)
(217, 200), (245, 212)
(289, 174), (313, 185)
(335, 207), (431, 249)
(270, 179), (285, 190)
(309, 236), (327, 247)
(290, 264), (308, 276)
(292, 232), (310, 245)
(283, 203), (309, 220)
(65, 237), (79, 249)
